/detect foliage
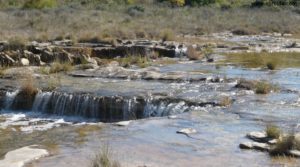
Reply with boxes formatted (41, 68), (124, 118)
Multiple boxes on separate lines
(266, 124), (281, 139)
(255, 81), (272, 94)
(23, 0), (57, 9)
(170, 0), (185, 6)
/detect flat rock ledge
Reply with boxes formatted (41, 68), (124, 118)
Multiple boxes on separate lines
(0, 145), (49, 167)
(239, 142), (270, 151)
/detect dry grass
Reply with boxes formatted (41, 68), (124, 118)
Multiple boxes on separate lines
(219, 96), (232, 107)
(20, 75), (38, 96)
(91, 144), (121, 167)
(49, 61), (73, 73)
(270, 134), (300, 156)
(186, 46), (203, 60)
(0, 5), (298, 41)
(255, 81), (272, 94)
(266, 124), (281, 139)
(160, 29), (176, 41)
(222, 52), (300, 69)
(117, 55), (150, 68)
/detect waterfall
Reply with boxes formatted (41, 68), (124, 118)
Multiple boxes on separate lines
(4, 90), (19, 110)
(2, 90), (196, 122)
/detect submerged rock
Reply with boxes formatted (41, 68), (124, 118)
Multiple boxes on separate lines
(115, 120), (131, 126)
(239, 142), (270, 151)
(0, 145), (49, 167)
(177, 128), (197, 135)
(235, 80), (256, 90)
(246, 131), (269, 142)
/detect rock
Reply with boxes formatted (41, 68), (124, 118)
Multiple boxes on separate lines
(24, 50), (41, 66)
(0, 53), (15, 66)
(115, 121), (131, 126)
(239, 142), (270, 151)
(246, 131), (269, 142)
(76, 63), (99, 70)
(11, 87), (38, 110)
(142, 71), (162, 80)
(288, 150), (300, 157)
(0, 145), (49, 167)
(267, 139), (278, 145)
(40, 49), (55, 63)
(53, 40), (73, 46)
(107, 61), (120, 67)
(154, 46), (176, 58)
(235, 80), (256, 90)
(20, 58), (30, 66)
(54, 50), (73, 63)
(286, 42), (298, 48)
(239, 142), (253, 149)
(168, 115), (177, 119)
(177, 128), (197, 135)
(231, 46), (249, 50)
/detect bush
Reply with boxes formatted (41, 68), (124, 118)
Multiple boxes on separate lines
(160, 29), (176, 41)
(255, 81), (272, 94)
(186, 46), (203, 60)
(251, 0), (299, 7)
(91, 145), (120, 167)
(270, 134), (300, 156)
(186, 0), (216, 6)
(266, 62), (276, 70)
(170, 0), (185, 6)
(118, 55), (150, 68)
(23, 0), (57, 9)
(266, 124), (281, 139)
(6, 37), (26, 51)
(219, 96), (232, 107)
(49, 62), (73, 73)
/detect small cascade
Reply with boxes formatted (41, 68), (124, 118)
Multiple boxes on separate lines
(1, 90), (211, 122)
(4, 90), (19, 110)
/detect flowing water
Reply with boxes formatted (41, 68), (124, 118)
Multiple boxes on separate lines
(1, 37), (300, 166)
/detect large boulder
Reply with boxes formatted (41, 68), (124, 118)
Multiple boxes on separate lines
(20, 58), (30, 66)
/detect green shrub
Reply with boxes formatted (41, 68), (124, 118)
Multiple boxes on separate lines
(170, 0), (185, 6)
(23, 0), (57, 9)
(251, 0), (299, 7)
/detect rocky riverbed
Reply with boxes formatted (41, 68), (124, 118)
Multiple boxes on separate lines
(0, 32), (300, 167)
